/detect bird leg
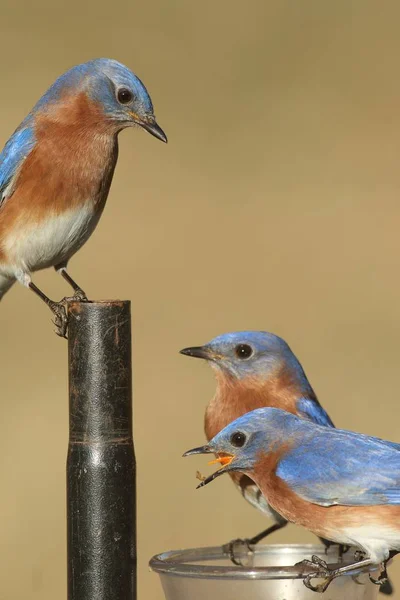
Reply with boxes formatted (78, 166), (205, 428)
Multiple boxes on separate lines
(223, 521), (288, 566)
(369, 551), (398, 595)
(321, 537), (350, 560)
(369, 561), (389, 587)
(55, 266), (88, 301)
(224, 524), (349, 568)
(297, 555), (375, 594)
(338, 545), (350, 559)
(29, 282), (69, 338)
(248, 521), (288, 545)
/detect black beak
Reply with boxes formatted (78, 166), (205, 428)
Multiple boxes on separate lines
(140, 119), (167, 143)
(183, 444), (213, 457)
(183, 445), (231, 489)
(195, 468), (229, 488)
(179, 346), (211, 360)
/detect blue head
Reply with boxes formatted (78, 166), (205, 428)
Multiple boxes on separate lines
(180, 331), (310, 386)
(32, 58), (167, 141)
(184, 407), (300, 486)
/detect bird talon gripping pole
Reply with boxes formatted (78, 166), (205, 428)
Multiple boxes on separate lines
(67, 300), (136, 600)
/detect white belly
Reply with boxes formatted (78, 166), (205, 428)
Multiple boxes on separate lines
(3, 201), (100, 273)
(338, 525), (400, 564)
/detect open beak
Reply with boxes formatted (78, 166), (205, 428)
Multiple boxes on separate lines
(132, 113), (167, 143)
(183, 445), (235, 489)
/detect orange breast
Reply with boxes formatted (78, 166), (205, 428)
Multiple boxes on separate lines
(204, 367), (305, 441)
(204, 368), (308, 500)
(0, 92), (117, 260)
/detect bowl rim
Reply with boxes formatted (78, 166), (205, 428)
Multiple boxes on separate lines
(149, 543), (371, 580)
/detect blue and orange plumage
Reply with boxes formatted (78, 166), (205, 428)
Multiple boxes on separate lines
(184, 408), (400, 592)
(180, 331), (395, 593)
(180, 331), (334, 539)
(0, 58), (166, 335)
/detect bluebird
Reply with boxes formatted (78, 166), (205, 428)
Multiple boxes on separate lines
(180, 332), (334, 547)
(0, 58), (166, 336)
(184, 407), (400, 593)
(180, 331), (395, 595)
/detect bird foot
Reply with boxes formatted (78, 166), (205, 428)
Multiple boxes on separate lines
(296, 555), (329, 571)
(296, 555), (335, 593)
(50, 291), (88, 338)
(369, 563), (388, 587)
(223, 538), (254, 567)
(370, 573), (388, 587)
(61, 288), (88, 303)
(49, 301), (69, 338)
(303, 572), (335, 594)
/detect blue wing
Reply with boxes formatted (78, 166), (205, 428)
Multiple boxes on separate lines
(276, 428), (400, 506)
(296, 397), (334, 427)
(0, 123), (36, 208)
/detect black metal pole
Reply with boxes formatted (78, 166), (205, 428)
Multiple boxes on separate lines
(67, 301), (136, 600)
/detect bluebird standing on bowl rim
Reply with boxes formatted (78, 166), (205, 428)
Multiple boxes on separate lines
(180, 332), (334, 545)
(0, 58), (167, 337)
(180, 331), (394, 595)
(184, 407), (400, 593)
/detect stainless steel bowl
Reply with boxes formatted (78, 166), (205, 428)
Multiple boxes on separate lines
(150, 543), (380, 600)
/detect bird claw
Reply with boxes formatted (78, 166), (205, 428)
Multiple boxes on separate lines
(296, 555), (329, 572)
(60, 289), (88, 303)
(369, 573), (388, 586)
(52, 290), (88, 337)
(50, 302), (69, 338)
(296, 555), (334, 593)
(71, 288), (88, 302)
(369, 563), (388, 587)
(303, 572), (334, 594)
(223, 538), (254, 567)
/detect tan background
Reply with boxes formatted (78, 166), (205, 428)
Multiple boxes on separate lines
(0, 1), (400, 598)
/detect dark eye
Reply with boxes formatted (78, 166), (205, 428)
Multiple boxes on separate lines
(230, 431), (247, 447)
(117, 88), (133, 104)
(234, 344), (253, 359)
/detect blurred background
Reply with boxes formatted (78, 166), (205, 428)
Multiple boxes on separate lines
(1, 0), (400, 597)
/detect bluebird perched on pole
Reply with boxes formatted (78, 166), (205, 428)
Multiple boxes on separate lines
(184, 407), (400, 593)
(0, 58), (166, 336)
